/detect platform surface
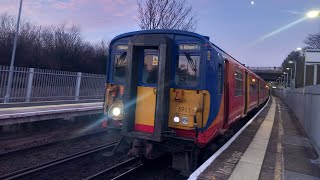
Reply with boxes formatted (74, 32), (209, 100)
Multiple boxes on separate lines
(190, 96), (320, 180)
(0, 102), (103, 125)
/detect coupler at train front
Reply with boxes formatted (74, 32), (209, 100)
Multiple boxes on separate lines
(112, 136), (201, 175)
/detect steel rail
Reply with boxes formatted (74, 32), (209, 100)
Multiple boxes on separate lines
(0, 130), (110, 157)
(85, 157), (143, 180)
(0, 142), (117, 180)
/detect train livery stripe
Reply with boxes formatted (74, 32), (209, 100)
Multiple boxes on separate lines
(197, 91), (225, 145)
(134, 124), (154, 133)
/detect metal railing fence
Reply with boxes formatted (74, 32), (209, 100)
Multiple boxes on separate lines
(0, 65), (106, 103)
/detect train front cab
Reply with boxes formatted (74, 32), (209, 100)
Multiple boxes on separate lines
(103, 31), (231, 172)
(104, 32), (219, 144)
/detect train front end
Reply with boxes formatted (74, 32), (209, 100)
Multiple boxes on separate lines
(103, 31), (224, 169)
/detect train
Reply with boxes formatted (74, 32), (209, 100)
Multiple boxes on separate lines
(102, 29), (269, 173)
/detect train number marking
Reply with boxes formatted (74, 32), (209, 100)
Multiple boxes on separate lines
(176, 106), (193, 114)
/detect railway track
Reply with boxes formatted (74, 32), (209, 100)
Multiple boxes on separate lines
(0, 129), (112, 157)
(86, 157), (143, 180)
(0, 142), (117, 180)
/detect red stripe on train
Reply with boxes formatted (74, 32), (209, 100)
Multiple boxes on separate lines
(134, 124), (154, 133)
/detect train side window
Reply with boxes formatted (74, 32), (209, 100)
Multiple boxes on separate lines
(234, 70), (243, 96)
(250, 83), (256, 94)
(218, 64), (223, 94)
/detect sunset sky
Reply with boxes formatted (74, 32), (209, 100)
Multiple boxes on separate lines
(1, 0), (319, 67)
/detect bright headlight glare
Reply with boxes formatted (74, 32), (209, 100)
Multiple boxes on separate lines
(112, 107), (121, 116)
(173, 116), (180, 123)
(181, 116), (189, 125)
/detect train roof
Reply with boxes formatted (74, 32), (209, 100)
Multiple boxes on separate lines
(111, 29), (209, 43)
(111, 30), (241, 64)
(111, 29), (265, 82)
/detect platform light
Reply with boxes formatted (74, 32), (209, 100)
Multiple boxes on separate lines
(296, 47), (302, 51)
(306, 10), (320, 19)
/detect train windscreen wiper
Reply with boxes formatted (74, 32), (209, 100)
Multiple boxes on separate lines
(184, 52), (197, 72)
(115, 52), (127, 67)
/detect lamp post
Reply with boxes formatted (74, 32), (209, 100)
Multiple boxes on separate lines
(288, 60), (297, 88)
(4, 0), (23, 103)
(286, 68), (293, 88)
(286, 72), (289, 88)
(283, 72), (289, 88)
(279, 77), (282, 88)
(306, 10), (320, 19)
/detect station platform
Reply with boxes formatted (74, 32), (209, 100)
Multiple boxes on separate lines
(189, 97), (320, 180)
(0, 102), (103, 125)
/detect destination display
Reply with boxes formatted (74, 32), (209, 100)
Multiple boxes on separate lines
(179, 44), (200, 50)
(116, 45), (128, 50)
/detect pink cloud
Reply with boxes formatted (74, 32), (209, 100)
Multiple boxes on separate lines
(0, 0), (140, 42)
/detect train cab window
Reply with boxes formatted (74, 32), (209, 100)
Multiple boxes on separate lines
(234, 70), (243, 96)
(113, 52), (127, 83)
(142, 54), (158, 84)
(175, 53), (200, 86)
(218, 64), (223, 94)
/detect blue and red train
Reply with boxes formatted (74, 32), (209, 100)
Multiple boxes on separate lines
(103, 29), (269, 172)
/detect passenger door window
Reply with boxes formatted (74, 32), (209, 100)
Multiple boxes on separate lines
(142, 52), (158, 85)
(234, 70), (243, 96)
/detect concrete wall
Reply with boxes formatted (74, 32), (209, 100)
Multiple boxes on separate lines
(275, 85), (320, 150)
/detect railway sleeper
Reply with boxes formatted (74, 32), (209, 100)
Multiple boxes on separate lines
(113, 136), (201, 176)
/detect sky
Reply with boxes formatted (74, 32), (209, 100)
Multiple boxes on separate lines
(0, 0), (319, 67)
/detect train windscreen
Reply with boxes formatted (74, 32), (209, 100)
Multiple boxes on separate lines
(175, 53), (200, 86)
(113, 52), (127, 83)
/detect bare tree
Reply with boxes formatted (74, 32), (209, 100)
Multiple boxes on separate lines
(137, 0), (198, 32)
(0, 13), (109, 74)
(304, 32), (320, 49)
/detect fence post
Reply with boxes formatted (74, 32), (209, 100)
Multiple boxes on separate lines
(25, 68), (34, 102)
(314, 64), (318, 86)
(75, 72), (82, 100)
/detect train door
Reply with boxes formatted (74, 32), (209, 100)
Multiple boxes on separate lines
(257, 79), (260, 105)
(134, 49), (159, 133)
(122, 35), (171, 142)
(244, 71), (248, 114)
(223, 60), (230, 127)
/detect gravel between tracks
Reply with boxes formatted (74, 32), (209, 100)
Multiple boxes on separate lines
(0, 131), (120, 176)
(17, 152), (130, 180)
(0, 119), (103, 154)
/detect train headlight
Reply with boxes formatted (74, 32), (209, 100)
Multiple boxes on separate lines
(173, 116), (180, 123)
(181, 116), (189, 125)
(108, 100), (123, 120)
(112, 107), (121, 116)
